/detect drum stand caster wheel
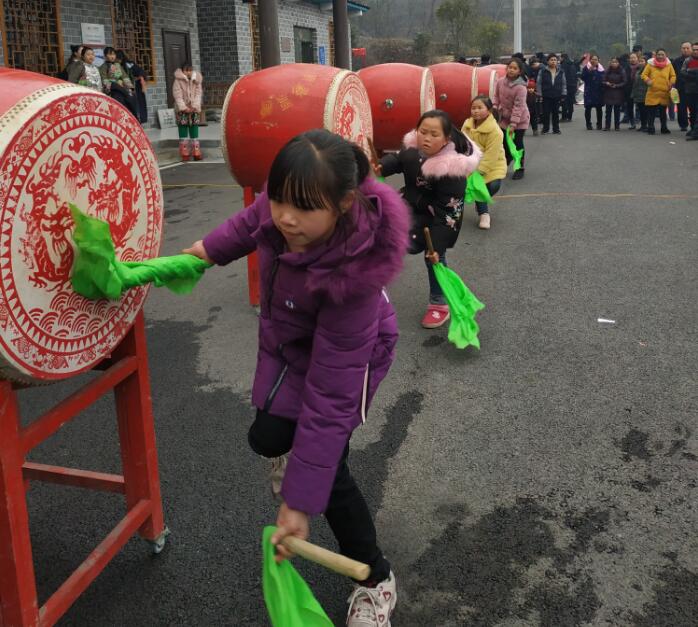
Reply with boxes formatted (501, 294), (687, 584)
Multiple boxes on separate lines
(147, 527), (171, 554)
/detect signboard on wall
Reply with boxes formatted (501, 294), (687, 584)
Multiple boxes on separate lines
(81, 23), (106, 46)
(318, 46), (326, 65)
(281, 37), (292, 53)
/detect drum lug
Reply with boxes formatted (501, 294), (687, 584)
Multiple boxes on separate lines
(383, 98), (394, 109)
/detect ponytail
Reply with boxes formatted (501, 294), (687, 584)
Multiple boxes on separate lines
(417, 109), (474, 156)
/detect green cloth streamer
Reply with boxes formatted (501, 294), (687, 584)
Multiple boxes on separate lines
(70, 204), (211, 300)
(262, 526), (333, 627)
(464, 171), (493, 204)
(433, 263), (485, 350)
(505, 128), (524, 171)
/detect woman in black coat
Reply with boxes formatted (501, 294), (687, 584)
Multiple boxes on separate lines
(602, 57), (627, 131)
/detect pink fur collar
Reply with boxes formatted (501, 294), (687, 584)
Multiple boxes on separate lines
(402, 130), (482, 179)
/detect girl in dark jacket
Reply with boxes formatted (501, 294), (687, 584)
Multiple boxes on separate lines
(581, 55), (605, 130)
(603, 57), (627, 130)
(187, 130), (410, 625)
(378, 110), (481, 329)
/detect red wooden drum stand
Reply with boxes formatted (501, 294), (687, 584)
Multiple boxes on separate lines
(0, 311), (168, 627)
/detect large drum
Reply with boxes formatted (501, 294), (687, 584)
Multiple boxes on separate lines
(358, 63), (435, 152)
(0, 68), (163, 383)
(223, 63), (373, 192)
(473, 64), (508, 100)
(430, 62), (475, 128)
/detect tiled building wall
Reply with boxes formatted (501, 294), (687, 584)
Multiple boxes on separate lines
(197, 0), (238, 106)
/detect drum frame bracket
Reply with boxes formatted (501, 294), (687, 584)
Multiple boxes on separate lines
(0, 311), (167, 627)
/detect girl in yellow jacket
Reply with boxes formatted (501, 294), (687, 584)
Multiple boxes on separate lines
(641, 48), (676, 135)
(462, 96), (507, 230)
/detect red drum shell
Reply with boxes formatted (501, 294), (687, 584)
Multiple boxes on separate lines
(429, 62), (475, 128)
(473, 64), (508, 100)
(222, 63), (373, 192)
(0, 68), (163, 383)
(358, 63), (436, 152)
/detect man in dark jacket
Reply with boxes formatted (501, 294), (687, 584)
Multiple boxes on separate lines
(480, 54), (491, 67)
(560, 53), (578, 121)
(536, 54), (567, 134)
(681, 42), (698, 140)
(673, 42), (693, 131)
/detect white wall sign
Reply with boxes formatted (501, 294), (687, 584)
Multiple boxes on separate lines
(81, 23), (106, 46)
(157, 108), (177, 129)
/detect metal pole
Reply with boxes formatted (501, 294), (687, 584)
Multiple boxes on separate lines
(513, 0), (522, 53)
(258, 0), (281, 68)
(333, 0), (351, 69)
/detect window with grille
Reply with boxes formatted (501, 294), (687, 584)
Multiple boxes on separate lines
(249, 3), (261, 71)
(1, 0), (63, 76)
(111, 0), (155, 81)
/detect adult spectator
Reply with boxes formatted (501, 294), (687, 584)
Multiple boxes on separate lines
(536, 53), (567, 134)
(118, 50), (149, 124)
(602, 57), (627, 130)
(641, 48), (676, 135)
(623, 52), (641, 128)
(632, 55), (650, 131)
(560, 53), (579, 121)
(581, 54), (605, 130)
(61, 45), (84, 82)
(480, 54), (491, 67)
(680, 42), (698, 140)
(673, 42), (692, 131)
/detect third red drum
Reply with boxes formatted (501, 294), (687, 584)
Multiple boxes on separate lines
(429, 62), (476, 128)
(473, 64), (508, 101)
(222, 63), (373, 192)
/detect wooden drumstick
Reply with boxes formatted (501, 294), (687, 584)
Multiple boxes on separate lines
(423, 227), (435, 256)
(280, 536), (371, 581)
(367, 137), (383, 177)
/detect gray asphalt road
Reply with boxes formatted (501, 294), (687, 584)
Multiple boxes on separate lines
(19, 113), (698, 626)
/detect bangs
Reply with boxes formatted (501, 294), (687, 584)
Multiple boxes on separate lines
(267, 137), (338, 211)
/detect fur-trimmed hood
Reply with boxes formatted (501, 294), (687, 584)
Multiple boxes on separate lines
(402, 130), (482, 179)
(174, 68), (203, 83)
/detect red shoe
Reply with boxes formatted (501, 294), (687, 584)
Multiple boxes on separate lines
(421, 304), (450, 329)
(179, 139), (190, 162)
(192, 139), (203, 161)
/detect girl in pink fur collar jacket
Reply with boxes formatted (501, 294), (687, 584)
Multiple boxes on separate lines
(378, 110), (481, 329)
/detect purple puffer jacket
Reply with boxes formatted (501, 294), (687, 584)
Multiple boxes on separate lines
(203, 178), (410, 515)
(492, 76), (531, 130)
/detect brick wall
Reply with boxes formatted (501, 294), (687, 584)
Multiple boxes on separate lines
(197, 0), (238, 107)
(59, 0), (113, 64)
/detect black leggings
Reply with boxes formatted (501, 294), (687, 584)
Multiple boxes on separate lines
(647, 105), (668, 130)
(503, 128), (525, 169)
(248, 410), (391, 583)
(605, 104), (621, 129)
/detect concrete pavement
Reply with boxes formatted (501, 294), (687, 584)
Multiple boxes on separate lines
(19, 111), (698, 626)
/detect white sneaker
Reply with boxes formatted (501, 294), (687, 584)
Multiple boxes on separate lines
(270, 454), (288, 499)
(346, 571), (397, 626)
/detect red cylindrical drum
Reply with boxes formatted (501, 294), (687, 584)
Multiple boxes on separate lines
(223, 63), (373, 192)
(430, 62), (475, 128)
(473, 64), (508, 100)
(0, 68), (163, 383)
(358, 63), (436, 152)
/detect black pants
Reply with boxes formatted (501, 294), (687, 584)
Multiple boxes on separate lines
(503, 128), (526, 169)
(542, 97), (561, 132)
(527, 99), (540, 130)
(605, 104), (621, 129)
(109, 85), (139, 119)
(585, 105), (603, 128)
(686, 92), (698, 136)
(562, 92), (576, 120)
(248, 410), (391, 583)
(624, 97), (635, 125)
(677, 91), (689, 129)
(647, 105), (668, 131)
(635, 102), (648, 129)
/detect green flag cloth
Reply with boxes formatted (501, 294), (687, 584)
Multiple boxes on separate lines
(70, 204), (211, 300)
(464, 171), (493, 204)
(262, 526), (333, 627)
(505, 128), (524, 171)
(433, 263), (485, 350)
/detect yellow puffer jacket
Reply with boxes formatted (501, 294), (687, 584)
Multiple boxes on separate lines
(641, 61), (676, 106)
(462, 114), (507, 183)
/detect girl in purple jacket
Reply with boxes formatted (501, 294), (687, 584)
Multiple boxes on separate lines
(185, 130), (409, 626)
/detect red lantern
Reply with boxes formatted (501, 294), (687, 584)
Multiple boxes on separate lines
(358, 63), (436, 152)
(222, 63), (373, 192)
